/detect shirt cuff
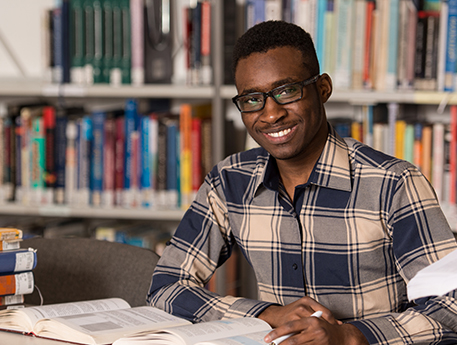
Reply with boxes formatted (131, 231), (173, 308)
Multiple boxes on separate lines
(223, 297), (276, 320)
(349, 317), (401, 345)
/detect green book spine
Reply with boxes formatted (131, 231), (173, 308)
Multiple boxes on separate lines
(32, 117), (45, 190)
(120, 0), (131, 84)
(93, 0), (104, 83)
(84, 0), (95, 84)
(102, 0), (113, 83)
(70, 0), (85, 84)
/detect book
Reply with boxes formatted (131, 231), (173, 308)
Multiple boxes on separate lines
(65, 120), (78, 205)
(0, 272), (34, 297)
(445, 0), (457, 91)
(407, 249), (457, 301)
(333, 0), (354, 89)
(43, 106), (56, 204)
(397, 0), (418, 90)
(0, 229), (23, 251)
(0, 248), (37, 275)
(130, 0), (144, 85)
(91, 111), (105, 206)
(113, 316), (272, 345)
(70, 0), (85, 84)
(102, 115), (116, 207)
(0, 298), (188, 344)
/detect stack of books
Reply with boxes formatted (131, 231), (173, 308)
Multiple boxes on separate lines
(0, 228), (36, 309)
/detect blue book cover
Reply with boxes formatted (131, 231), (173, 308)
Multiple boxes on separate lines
(166, 120), (178, 193)
(0, 249), (37, 275)
(91, 111), (105, 205)
(386, 0), (400, 89)
(52, 1), (63, 83)
(316, 0), (328, 68)
(140, 116), (151, 195)
(246, 0), (265, 29)
(78, 116), (92, 203)
(445, 0), (457, 91)
(124, 99), (138, 190)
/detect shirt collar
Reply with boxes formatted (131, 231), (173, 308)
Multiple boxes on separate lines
(255, 123), (352, 195)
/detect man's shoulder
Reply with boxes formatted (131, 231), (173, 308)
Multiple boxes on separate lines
(343, 137), (417, 175)
(216, 147), (269, 172)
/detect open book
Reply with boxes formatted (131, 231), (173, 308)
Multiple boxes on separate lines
(0, 298), (190, 344)
(113, 317), (272, 345)
(407, 248), (457, 301)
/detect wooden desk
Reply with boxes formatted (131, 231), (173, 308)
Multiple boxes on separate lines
(0, 331), (69, 344)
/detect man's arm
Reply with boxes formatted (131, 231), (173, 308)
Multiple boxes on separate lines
(147, 165), (273, 322)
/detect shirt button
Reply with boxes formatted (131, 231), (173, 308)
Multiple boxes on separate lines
(292, 263), (298, 270)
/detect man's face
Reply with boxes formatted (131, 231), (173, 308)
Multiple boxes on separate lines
(234, 46), (331, 163)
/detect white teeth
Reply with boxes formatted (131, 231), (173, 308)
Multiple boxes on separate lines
(267, 128), (291, 138)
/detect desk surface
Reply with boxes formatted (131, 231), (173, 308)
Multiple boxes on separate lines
(0, 331), (71, 344)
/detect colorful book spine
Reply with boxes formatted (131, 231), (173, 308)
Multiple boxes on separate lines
(0, 272), (34, 296)
(91, 111), (105, 206)
(102, 116), (115, 208)
(0, 249), (37, 275)
(77, 116), (92, 206)
(445, 0), (457, 91)
(55, 115), (67, 204)
(65, 120), (78, 205)
(31, 115), (45, 204)
(180, 104), (193, 209)
(140, 115), (152, 207)
(43, 106), (56, 204)
(123, 99), (137, 207)
(115, 116), (125, 206)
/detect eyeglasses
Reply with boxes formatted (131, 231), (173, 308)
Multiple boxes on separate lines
(232, 75), (320, 113)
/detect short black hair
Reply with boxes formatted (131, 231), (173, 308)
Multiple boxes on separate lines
(232, 21), (320, 80)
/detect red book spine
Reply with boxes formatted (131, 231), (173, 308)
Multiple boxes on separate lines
(103, 117), (115, 195)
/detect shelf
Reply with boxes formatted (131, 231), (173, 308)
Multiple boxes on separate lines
(221, 85), (457, 106)
(0, 81), (215, 99)
(0, 203), (185, 221)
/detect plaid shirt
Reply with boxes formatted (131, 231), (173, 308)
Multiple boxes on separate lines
(149, 124), (457, 344)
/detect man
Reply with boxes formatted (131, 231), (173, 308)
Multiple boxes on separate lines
(148, 21), (457, 344)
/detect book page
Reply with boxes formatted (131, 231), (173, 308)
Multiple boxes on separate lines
(196, 330), (270, 345)
(408, 249), (457, 301)
(0, 297), (130, 332)
(113, 317), (272, 345)
(33, 306), (191, 345)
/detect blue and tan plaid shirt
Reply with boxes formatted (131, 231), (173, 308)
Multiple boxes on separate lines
(149, 124), (457, 344)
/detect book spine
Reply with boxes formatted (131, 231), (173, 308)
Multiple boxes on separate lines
(103, 0), (114, 84)
(140, 115), (152, 207)
(115, 116), (125, 206)
(0, 294), (24, 306)
(450, 105), (457, 204)
(91, 111), (105, 206)
(130, 0), (144, 85)
(191, 118), (202, 197)
(200, 0), (212, 85)
(102, 116), (115, 208)
(157, 117), (167, 207)
(78, 116), (92, 206)
(52, 2), (64, 84)
(0, 272), (34, 296)
(421, 124), (433, 182)
(55, 115), (67, 204)
(413, 122), (423, 170)
(70, 0), (85, 84)
(333, 0), (354, 89)
(437, 0), (449, 91)
(149, 114), (159, 196)
(323, 0), (336, 74)
(432, 122), (445, 201)
(352, 0), (366, 90)
(180, 104), (192, 209)
(3, 117), (13, 203)
(445, 0), (457, 91)
(110, 0), (122, 85)
(123, 99), (137, 206)
(65, 120), (78, 205)
(121, 0), (132, 84)
(62, 0), (71, 83)
(31, 116), (45, 205)
(0, 249), (37, 274)
(14, 116), (22, 203)
(316, 0), (328, 68)
(43, 106), (56, 205)
(84, 0), (95, 84)
(93, 0), (105, 83)
(385, 0), (400, 90)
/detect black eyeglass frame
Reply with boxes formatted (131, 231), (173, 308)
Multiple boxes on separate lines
(232, 74), (320, 113)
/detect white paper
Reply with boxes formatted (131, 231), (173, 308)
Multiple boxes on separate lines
(407, 249), (457, 301)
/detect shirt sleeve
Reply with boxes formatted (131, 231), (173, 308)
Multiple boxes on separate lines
(350, 167), (457, 344)
(147, 166), (273, 322)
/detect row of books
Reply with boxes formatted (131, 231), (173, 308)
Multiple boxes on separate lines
(44, 0), (212, 86)
(0, 99), (213, 210)
(330, 103), (457, 207)
(241, 0), (457, 92)
(0, 228), (37, 309)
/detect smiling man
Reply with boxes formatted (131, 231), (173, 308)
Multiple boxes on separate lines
(148, 21), (457, 344)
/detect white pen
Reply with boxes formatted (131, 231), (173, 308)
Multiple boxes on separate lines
(269, 310), (323, 345)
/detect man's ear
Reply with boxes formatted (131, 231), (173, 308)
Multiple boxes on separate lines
(317, 73), (333, 103)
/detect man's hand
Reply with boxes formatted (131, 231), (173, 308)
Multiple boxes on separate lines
(258, 297), (369, 345)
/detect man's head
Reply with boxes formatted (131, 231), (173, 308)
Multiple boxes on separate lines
(232, 20), (320, 83)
